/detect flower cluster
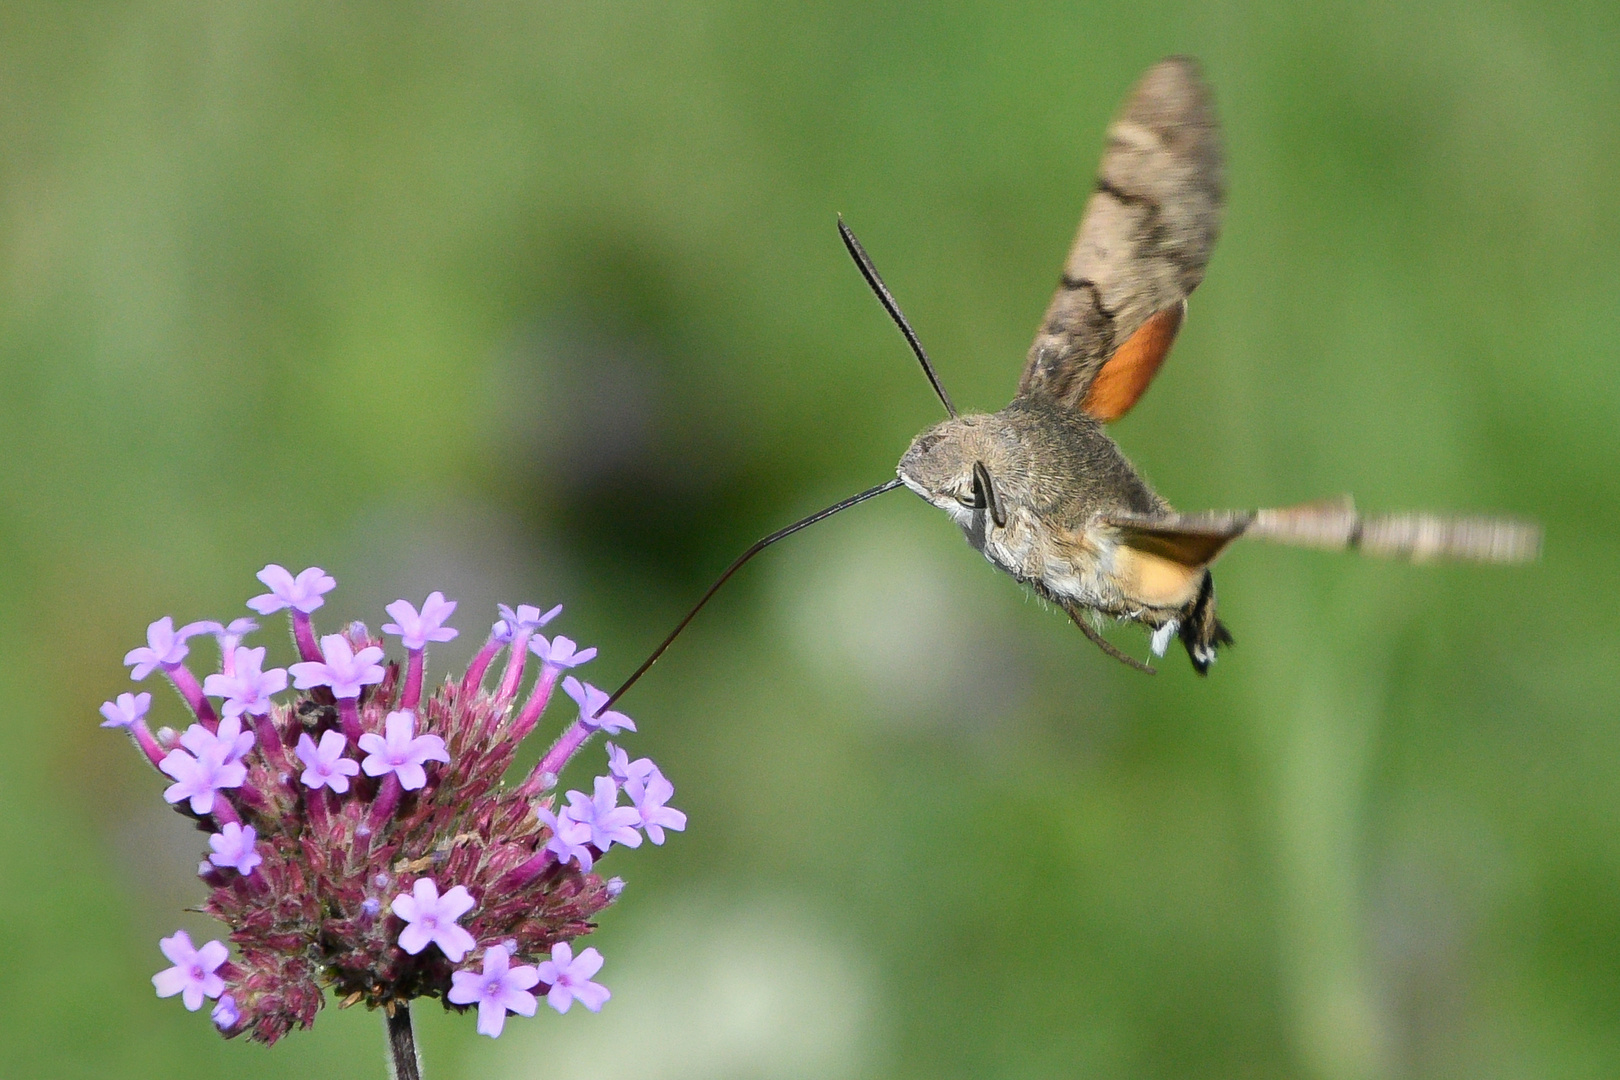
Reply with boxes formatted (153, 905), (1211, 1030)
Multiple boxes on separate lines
(105, 565), (684, 1044)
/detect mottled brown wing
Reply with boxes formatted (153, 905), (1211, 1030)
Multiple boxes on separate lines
(1018, 57), (1225, 415)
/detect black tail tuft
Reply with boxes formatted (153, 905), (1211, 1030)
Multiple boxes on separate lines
(1179, 571), (1233, 676)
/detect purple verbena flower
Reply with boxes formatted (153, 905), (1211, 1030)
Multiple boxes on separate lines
(392, 878), (477, 962)
(562, 677), (635, 734)
(288, 635), (385, 700)
(563, 776), (643, 853)
(246, 565), (336, 615)
(295, 731), (360, 794)
(208, 822), (263, 875)
(358, 710), (449, 792)
(382, 592), (459, 651)
(214, 618), (259, 649)
(447, 944), (540, 1037)
(604, 741), (656, 787)
(152, 930), (228, 1011)
(212, 995), (240, 1030)
(496, 603), (562, 635)
(536, 942), (610, 1014)
(529, 634), (597, 670)
(203, 647), (287, 718)
(534, 803), (595, 872)
(160, 743), (248, 815)
(626, 766), (687, 845)
(124, 617), (192, 681)
(100, 691), (152, 729)
(180, 716), (256, 767)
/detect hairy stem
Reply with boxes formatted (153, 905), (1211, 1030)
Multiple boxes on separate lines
(385, 1002), (422, 1080)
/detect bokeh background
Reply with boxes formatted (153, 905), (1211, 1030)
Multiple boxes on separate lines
(3, 2), (1617, 1077)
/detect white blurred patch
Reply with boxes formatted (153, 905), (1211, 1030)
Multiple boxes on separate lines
(772, 508), (1028, 726)
(485, 897), (881, 1080)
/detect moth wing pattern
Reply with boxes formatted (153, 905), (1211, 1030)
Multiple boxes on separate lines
(1018, 56), (1225, 417)
(1101, 498), (1542, 579)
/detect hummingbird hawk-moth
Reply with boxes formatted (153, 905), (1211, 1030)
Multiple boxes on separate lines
(599, 55), (1538, 710)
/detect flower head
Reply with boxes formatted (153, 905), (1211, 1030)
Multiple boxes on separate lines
(392, 878), (477, 962)
(100, 691), (152, 729)
(563, 776), (643, 853)
(358, 710), (449, 791)
(448, 944), (540, 1037)
(562, 677), (635, 735)
(626, 767), (687, 845)
(106, 565), (674, 1046)
(536, 942), (610, 1014)
(247, 565), (336, 615)
(203, 647), (288, 718)
(382, 592), (459, 651)
(152, 931), (228, 1011)
(289, 635), (385, 700)
(208, 822), (263, 876)
(295, 730), (360, 793)
(530, 634), (597, 670)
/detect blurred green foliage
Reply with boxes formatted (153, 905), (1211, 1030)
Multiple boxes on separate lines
(2, 2), (1618, 1077)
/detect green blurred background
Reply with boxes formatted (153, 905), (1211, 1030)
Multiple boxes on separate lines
(3, 2), (1617, 1077)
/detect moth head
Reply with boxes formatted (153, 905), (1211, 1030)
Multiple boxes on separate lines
(897, 416), (1001, 521)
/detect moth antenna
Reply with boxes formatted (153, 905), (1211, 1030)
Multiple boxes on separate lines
(599, 478), (905, 713)
(837, 216), (958, 419)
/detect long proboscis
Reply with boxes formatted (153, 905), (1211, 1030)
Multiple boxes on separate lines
(837, 216), (957, 419)
(599, 478), (905, 713)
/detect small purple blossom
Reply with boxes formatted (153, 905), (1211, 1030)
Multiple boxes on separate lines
(246, 564), (336, 615)
(382, 592), (459, 651)
(124, 617), (192, 680)
(392, 878), (477, 962)
(289, 635), (386, 700)
(208, 822), (263, 875)
(447, 944), (540, 1038)
(295, 731), (360, 793)
(215, 618), (259, 647)
(626, 767), (687, 845)
(562, 677), (635, 734)
(160, 744), (248, 815)
(563, 776), (643, 853)
(496, 603), (562, 636)
(604, 742), (656, 787)
(100, 691), (152, 729)
(536, 942), (610, 1014)
(529, 634), (597, 670)
(212, 995), (240, 1030)
(180, 716), (256, 767)
(203, 647), (288, 718)
(358, 710), (450, 791)
(152, 930), (229, 1011)
(534, 803), (595, 871)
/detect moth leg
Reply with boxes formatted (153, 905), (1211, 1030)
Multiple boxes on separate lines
(1061, 601), (1157, 675)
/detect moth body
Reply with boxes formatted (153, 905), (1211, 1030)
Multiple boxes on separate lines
(898, 399), (1208, 655)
